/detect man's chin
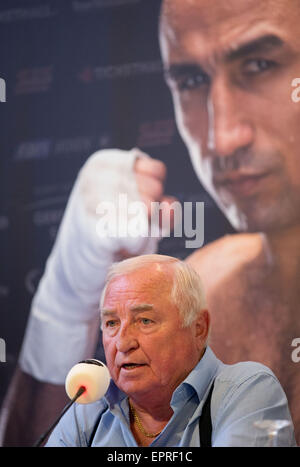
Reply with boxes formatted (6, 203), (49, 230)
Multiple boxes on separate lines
(219, 205), (290, 234)
(200, 175), (300, 234)
(118, 382), (154, 401)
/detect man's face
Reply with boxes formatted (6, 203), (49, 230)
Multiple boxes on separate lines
(101, 265), (206, 401)
(160, 0), (300, 232)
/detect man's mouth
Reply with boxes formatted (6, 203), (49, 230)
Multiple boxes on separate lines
(214, 172), (269, 197)
(121, 363), (147, 370)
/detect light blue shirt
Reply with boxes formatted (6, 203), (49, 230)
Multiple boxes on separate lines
(46, 347), (296, 447)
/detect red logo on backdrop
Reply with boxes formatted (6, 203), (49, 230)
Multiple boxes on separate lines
(78, 67), (94, 84)
(15, 66), (53, 95)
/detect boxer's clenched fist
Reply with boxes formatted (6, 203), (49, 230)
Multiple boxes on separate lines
(135, 156), (167, 205)
(78, 148), (176, 249)
(134, 155), (177, 232)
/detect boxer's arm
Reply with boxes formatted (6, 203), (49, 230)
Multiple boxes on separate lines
(1, 366), (67, 447)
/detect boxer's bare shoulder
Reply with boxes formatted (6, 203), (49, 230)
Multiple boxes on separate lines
(185, 232), (265, 291)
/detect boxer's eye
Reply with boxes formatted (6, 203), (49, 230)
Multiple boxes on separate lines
(242, 58), (278, 75)
(165, 65), (210, 92)
(177, 71), (210, 91)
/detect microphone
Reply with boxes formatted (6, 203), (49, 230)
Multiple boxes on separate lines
(33, 359), (110, 447)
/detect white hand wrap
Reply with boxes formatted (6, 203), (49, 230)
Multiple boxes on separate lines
(19, 148), (159, 383)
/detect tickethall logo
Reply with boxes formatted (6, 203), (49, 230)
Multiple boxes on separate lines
(95, 194), (204, 249)
(0, 78), (6, 102)
(0, 338), (6, 363)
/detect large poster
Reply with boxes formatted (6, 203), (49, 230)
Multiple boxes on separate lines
(0, 0), (299, 446)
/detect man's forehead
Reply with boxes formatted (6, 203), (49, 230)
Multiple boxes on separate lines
(160, 0), (299, 57)
(103, 267), (173, 303)
(162, 0), (294, 28)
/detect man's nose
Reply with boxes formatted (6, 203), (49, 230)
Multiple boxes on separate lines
(207, 78), (254, 158)
(116, 324), (138, 353)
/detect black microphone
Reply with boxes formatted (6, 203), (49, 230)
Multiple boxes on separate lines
(33, 359), (110, 447)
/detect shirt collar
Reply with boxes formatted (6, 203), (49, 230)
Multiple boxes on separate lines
(176, 346), (222, 403)
(104, 379), (127, 410)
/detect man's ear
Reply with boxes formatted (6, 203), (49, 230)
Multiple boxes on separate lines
(195, 309), (210, 348)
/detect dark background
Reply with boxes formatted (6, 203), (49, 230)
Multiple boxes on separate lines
(0, 0), (234, 406)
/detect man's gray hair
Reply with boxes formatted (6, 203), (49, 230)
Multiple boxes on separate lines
(100, 254), (207, 328)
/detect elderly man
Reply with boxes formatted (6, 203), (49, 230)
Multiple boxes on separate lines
(2, 0), (300, 446)
(45, 255), (295, 447)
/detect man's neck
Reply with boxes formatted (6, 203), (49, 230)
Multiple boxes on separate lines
(129, 390), (173, 422)
(262, 223), (300, 286)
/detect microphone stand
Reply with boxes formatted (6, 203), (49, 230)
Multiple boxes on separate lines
(33, 386), (86, 447)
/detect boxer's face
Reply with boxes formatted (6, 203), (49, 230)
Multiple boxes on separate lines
(160, 0), (300, 232)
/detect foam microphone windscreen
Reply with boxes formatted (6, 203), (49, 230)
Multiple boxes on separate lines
(65, 359), (110, 404)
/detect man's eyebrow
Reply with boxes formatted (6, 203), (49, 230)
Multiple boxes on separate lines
(130, 304), (154, 312)
(101, 308), (117, 316)
(226, 34), (284, 62)
(164, 35), (285, 81)
(100, 304), (154, 315)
